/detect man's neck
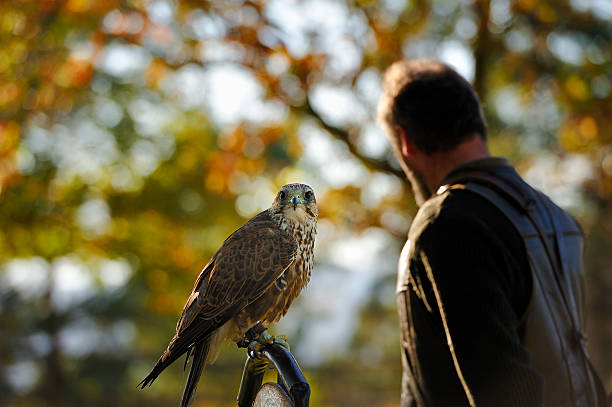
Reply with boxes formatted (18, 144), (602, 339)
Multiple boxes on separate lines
(422, 136), (490, 192)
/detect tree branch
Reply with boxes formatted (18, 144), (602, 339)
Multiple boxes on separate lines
(302, 98), (404, 179)
(473, 0), (492, 99)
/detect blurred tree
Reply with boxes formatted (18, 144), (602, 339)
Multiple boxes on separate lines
(0, 0), (611, 406)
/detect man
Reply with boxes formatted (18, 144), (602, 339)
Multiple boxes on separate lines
(377, 59), (608, 407)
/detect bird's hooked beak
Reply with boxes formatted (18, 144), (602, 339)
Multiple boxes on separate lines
(290, 194), (300, 210)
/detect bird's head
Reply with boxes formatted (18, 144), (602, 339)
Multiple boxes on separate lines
(272, 183), (318, 222)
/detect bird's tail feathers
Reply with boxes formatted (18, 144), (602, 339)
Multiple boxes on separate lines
(180, 339), (210, 407)
(137, 334), (190, 389)
(138, 318), (217, 390)
(137, 352), (171, 389)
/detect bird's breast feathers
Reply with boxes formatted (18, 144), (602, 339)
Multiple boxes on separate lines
(279, 205), (316, 226)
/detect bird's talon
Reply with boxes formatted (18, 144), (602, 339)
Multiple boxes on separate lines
(257, 330), (274, 345)
(238, 322), (269, 348)
(273, 335), (290, 350)
(247, 339), (266, 358)
(239, 323), (290, 353)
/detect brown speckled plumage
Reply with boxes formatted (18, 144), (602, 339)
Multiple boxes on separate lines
(139, 183), (317, 407)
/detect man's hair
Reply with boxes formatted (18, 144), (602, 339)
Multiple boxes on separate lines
(377, 59), (487, 155)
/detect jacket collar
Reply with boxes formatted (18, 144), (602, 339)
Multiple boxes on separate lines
(438, 157), (511, 190)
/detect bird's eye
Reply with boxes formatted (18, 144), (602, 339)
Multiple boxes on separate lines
(304, 191), (312, 200)
(279, 191), (286, 200)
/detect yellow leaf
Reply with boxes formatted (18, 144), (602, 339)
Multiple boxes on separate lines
(578, 116), (598, 140)
(565, 75), (589, 101)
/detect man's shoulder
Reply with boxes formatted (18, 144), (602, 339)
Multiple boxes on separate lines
(408, 187), (506, 243)
(408, 193), (446, 241)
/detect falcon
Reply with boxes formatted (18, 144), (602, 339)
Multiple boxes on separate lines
(138, 183), (318, 407)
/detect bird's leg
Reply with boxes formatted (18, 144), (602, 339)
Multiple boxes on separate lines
(237, 321), (268, 348)
(236, 321), (290, 353)
(247, 332), (291, 357)
(252, 326), (290, 351)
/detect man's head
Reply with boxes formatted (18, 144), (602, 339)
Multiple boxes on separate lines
(378, 59), (488, 204)
(378, 59), (487, 156)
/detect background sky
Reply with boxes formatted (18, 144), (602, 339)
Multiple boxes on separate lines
(1, 0), (611, 406)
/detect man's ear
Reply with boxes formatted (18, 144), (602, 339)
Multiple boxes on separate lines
(396, 126), (415, 157)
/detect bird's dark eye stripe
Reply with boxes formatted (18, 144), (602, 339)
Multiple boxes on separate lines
(279, 191), (286, 200)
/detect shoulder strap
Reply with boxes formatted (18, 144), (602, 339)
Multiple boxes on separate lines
(441, 169), (609, 407)
(440, 170), (575, 325)
(438, 170), (534, 212)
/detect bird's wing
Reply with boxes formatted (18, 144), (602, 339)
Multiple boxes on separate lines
(176, 212), (298, 335)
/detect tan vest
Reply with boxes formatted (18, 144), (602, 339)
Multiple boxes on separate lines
(436, 167), (607, 407)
